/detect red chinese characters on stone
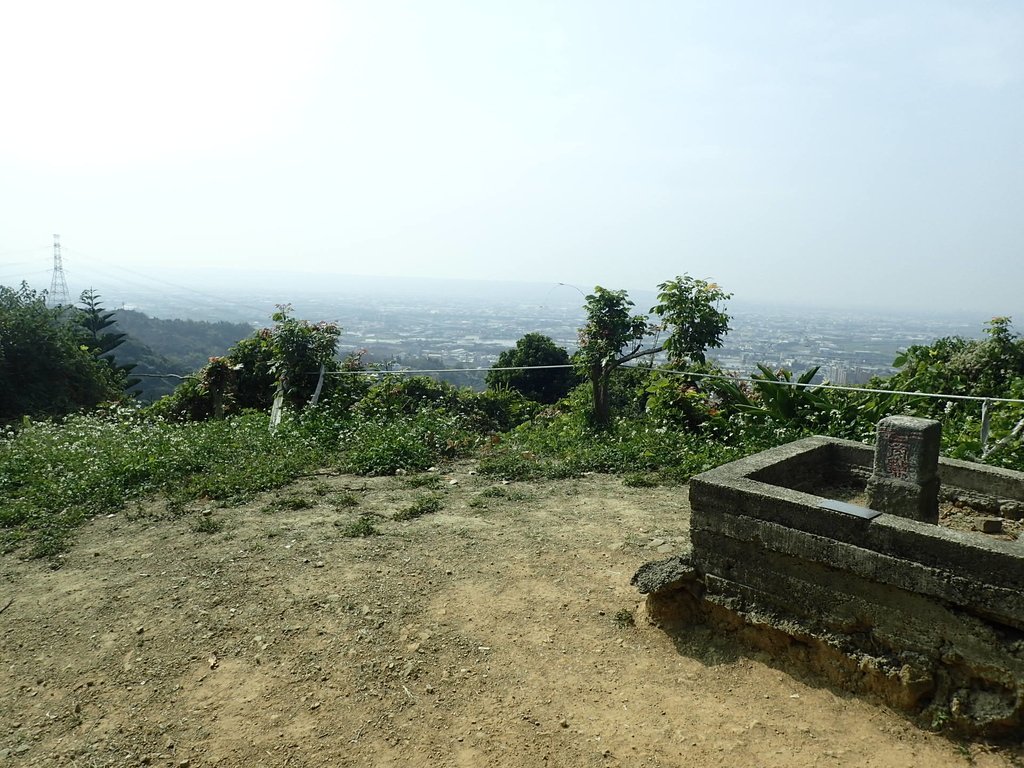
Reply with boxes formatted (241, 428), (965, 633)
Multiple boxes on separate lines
(884, 432), (911, 480)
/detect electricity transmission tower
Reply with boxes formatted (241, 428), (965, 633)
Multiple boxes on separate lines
(48, 234), (70, 307)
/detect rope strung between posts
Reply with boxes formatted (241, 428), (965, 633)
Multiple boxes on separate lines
(130, 362), (1024, 450)
(636, 367), (1024, 406)
(135, 364), (1024, 406)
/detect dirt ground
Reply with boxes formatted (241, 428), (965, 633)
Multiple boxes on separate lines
(2, 464), (1022, 767)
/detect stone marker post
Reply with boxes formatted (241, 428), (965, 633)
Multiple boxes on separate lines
(866, 416), (941, 523)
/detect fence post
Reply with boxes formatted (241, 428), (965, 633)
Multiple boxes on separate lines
(981, 399), (991, 455)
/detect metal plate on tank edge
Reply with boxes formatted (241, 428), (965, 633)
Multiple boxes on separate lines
(818, 499), (883, 520)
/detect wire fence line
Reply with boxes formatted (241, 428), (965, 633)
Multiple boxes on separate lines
(642, 367), (1024, 406)
(130, 361), (1024, 455)
(133, 363), (1024, 407)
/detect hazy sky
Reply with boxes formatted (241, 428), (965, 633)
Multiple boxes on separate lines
(1, 1), (1021, 315)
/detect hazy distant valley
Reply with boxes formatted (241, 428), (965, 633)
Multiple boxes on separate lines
(79, 273), (991, 400)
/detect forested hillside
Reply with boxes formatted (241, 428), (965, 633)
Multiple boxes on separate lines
(109, 310), (253, 401)
(112, 309), (252, 373)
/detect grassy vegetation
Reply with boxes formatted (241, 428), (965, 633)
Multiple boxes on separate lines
(263, 493), (315, 513)
(402, 473), (443, 489)
(476, 409), (770, 483)
(191, 512), (225, 534)
(337, 515), (379, 538)
(6, 317), (1024, 561)
(330, 491), (360, 510)
(0, 411), (321, 558)
(0, 400), (478, 558)
(394, 493), (444, 521)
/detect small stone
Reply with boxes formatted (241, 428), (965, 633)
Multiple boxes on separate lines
(649, 538), (666, 548)
(559, 718), (569, 728)
(136, 626), (145, 634)
(656, 543), (673, 554)
(177, 760), (191, 768)
(310, 702), (321, 710)
(313, 561), (325, 568)
(1000, 501), (1023, 520)
(448, 479), (459, 486)
(975, 517), (1003, 534)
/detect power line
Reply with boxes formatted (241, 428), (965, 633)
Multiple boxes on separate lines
(62, 246), (277, 318)
(0, 246), (49, 259)
(0, 270), (51, 282)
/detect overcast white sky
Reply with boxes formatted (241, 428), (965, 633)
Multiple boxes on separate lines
(1, 1), (1021, 314)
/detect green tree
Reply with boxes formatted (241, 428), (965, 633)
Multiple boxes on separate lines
(888, 317), (1024, 412)
(151, 305), (342, 420)
(486, 333), (576, 404)
(77, 289), (124, 355)
(869, 317), (1024, 463)
(575, 276), (731, 426)
(0, 283), (123, 422)
(76, 288), (139, 394)
(266, 304), (342, 409)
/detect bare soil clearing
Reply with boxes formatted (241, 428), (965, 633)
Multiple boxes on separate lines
(2, 466), (1021, 767)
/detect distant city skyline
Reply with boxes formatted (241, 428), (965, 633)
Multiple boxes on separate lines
(1, 2), (1021, 316)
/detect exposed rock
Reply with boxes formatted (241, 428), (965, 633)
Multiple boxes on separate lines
(630, 555), (698, 596)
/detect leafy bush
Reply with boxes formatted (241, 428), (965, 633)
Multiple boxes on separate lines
(471, 388), (541, 433)
(486, 333), (577, 404)
(151, 305), (342, 421)
(335, 410), (477, 476)
(352, 375), (463, 419)
(1, 283), (124, 423)
(574, 277), (731, 425)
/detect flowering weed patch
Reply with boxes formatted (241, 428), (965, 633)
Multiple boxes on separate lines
(0, 412), (325, 558)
